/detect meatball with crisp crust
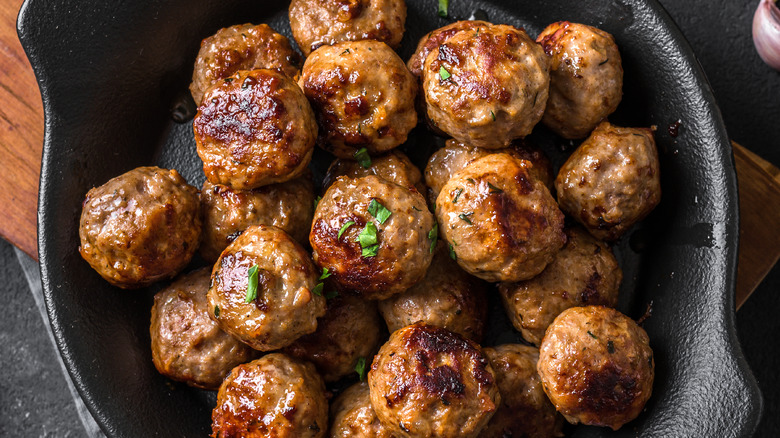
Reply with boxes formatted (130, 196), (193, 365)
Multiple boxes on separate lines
(289, 0), (406, 56)
(436, 154), (566, 283)
(378, 243), (488, 342)
(190, 23), (302, 105)
(283, 294), (384, 382)
(480, 344), (564, 438)
(310, 175), (434, 300)
(300, 41), (417, 159)
(499, 226), (622, 345)
(208, 225), (326, 351)
(150, 268), (257, 390)
(199, 176), (315, 262)
(556, 121), (661, 241)
(79, 166), (201, 289)
(422, 24), (550, 148)
(538, 306), (654, 430)
(194, 69), (317, 190)
(322, 150), (425, 194)
(330, 382), (397, 438)
(538, 22), (623, 139)
(211, 353), (328, 438)
(368, 323), (500, 438)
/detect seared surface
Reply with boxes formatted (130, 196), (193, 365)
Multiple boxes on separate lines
(323, 150), (425, 194)
(329, 382), (397, 438)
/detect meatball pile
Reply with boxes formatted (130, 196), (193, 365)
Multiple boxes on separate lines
(76, 8), (665, 437)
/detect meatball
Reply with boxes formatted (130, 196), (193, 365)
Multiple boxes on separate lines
(207, 225), (326, 351)
(299, 40), (417, 158)
(537, 22), (623, 139)
(538, 306), (654, 430)
(368, 323), (500, 438)
(480, 344), (563, 438)
(424, 138), (553, 205)
(310, 175), (434, 300)
(498, 226), (622, 345)
(421, 24), (550, 148)
(199, 176), (315, 262)
(211, 353), (328, 438)
(194, 68), (317, 190)
(150, 268), (257, 390)
(78, 166), (201, 289)
(378, 243), (488, 342)
(190, 23), (302, 105)
(322, 150), (425, 194)
(283, 294), (384, 382)
(330, 382), (396, 438)
(289, 0), (406, 56)
(555, 121), (661, 241)
(436, 154), (566, 283)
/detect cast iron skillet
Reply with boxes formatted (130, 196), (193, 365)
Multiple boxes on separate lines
(19, 0), (762, 436)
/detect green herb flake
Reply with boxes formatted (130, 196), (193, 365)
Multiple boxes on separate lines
(312, 282), (324, 296)
(466, 178), (475, 185)
(314, 195), (322, 210)
(357, 221), (378, 248)
(487, 182), (503, 194)
(368, 199), (392, 224)
(224, 77), (233, 84)
(244, 265), (259, 303)
(412, 205), (422, 211)
(448, 243), (457, 260)
(428, 223), (439, 253)
(355, 356), (368, 381)
(357, 122), (362, 134)
(342, 48), (351, 55)
(490, 110), (496, 121)
(214, 305), (220, 318)
(458, 212), (474, 224)
(319, 268), (331, 280)
(439, 66), (451, 81)
(587, 330), (598, 339)
(452, 188), (463, 203)
(338, 221), (356, 239)
(325, 290), (339, 299)
(361, 244), (379, 257)
(354, 148), (371, 169)
(438, 0), (449, 17)
(607, 340), (615, 354)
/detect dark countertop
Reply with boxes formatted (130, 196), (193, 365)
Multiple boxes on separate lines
(1, 0), (778, 436)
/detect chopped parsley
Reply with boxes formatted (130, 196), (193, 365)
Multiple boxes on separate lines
(357, 222), (379, 257)
(355, 356), (368, 381)
(448, 243), (457, 260)
(438, 0), (449, 17)
(490, 110), (496, 121)
(214, 305), (220, 318)
(452, 188), (463, 203)
(439, 66), (451, 81)
(354, 148), (371, 169)
(338, 221), (355, 239)
(458, 212), (474, 224)
(342, 48), (351, 55)
(313, 195), (322, 210)
(319, 268), (331, 280)
(368, 199), (392, 224)
(428, 223), (439, 253)
(362, 244), (379, 257)
(466, 178), (475, 185)
(244, 265), (259, 303)
(312, 282), (324, 296)
(487, 182), (503, 193)
(587, 330), (598, 339)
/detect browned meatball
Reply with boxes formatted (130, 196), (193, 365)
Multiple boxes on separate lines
(537, 22), (623, 139)
(329, 382), (397, 438)
(480, 344), (563, 438)
(190, 23), (302, 105)
(211, 353), (328, 438)
(377, 243), (488, 342)
(421, 24), (550, 148)
(208, 225), (326, 351)
(300, 41), (417, 158)
(436, 154), (566, 283)
(150, 268), (257, 390)
(310, 175), (434, 300)
(538, 306), (654, 430)
(368, 323), (500, 438)
(424, 138), (553, 205)
(283, 294), (384, 382)
(199, 176), (315, 262)
(289, 0), (406, 56)
(322, 150), (425, 194)
(499, 226), (622, 345)
(194, 69), (317, 190)
(78, 166), (201, 289)
(555, 121), (661, 241)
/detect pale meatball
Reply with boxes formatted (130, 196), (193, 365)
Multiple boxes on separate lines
(537, 22), (623, 139)
(199, 176), (315, 262)
(207, 225), (326, 351)
(421, 24), (550, 148)
(322, 150), (425, 194)
(538, 306), (654, 430)
(378, 243), (488, 342)
(555, 121), (661, 241)
(289, 0), (406, 56)
(436, 154), (566, 283)
(310, 175), (434, 300)
(480, 344), (563, 438)
(424, 138), (553, 205)
(190, 23), (302, 105)
(498, 226), (622, 345)
(78, 166), (201, 289)
(150, 268), (257, 390)
(329, 382), (396, 438)
(283, 294), (384, 382)
(368, 323), (500, 438)
(194, 69), (317, 190)
(211, 353), (328, 438)
(300, 40), (417, 158)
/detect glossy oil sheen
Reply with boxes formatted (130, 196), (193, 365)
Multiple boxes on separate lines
(18, 0), (761, 436)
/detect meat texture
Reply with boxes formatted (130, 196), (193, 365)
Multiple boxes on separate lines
(322, 150), (425, 194)
(329, 382), (397, 438)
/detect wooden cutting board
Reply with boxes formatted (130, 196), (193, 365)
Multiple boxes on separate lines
(2, 0), (778, 309)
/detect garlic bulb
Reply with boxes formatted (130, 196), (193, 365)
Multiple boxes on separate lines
(753, 0), (780, 70)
